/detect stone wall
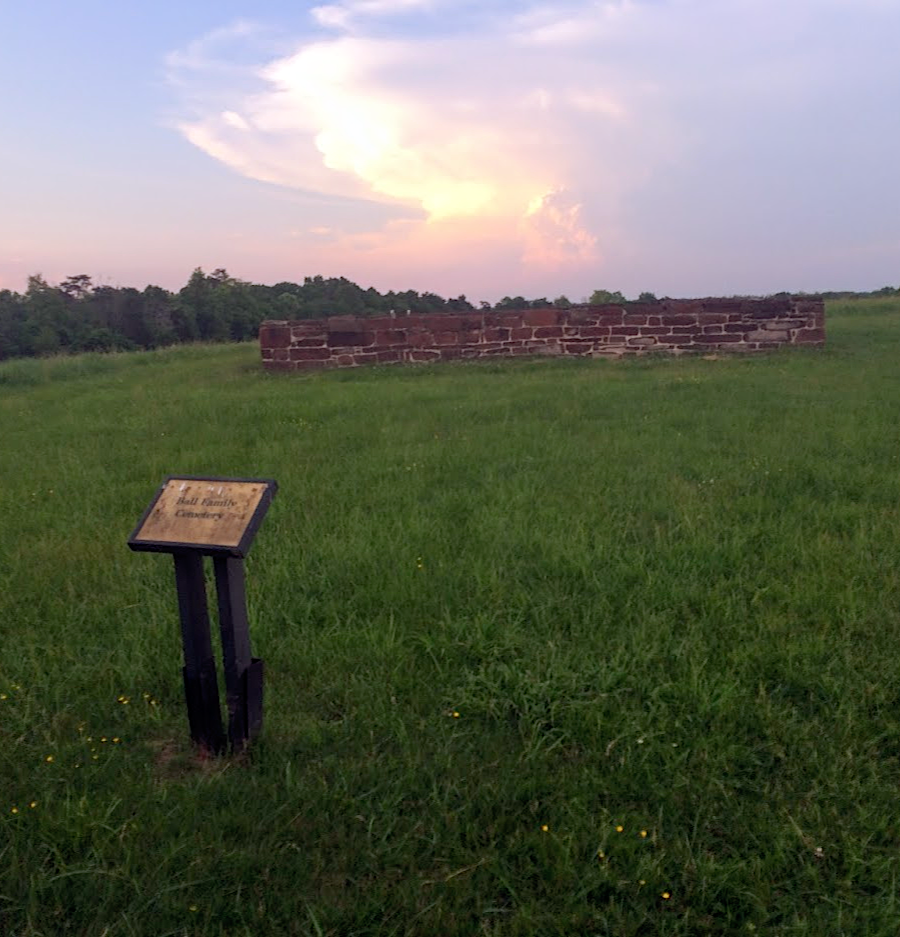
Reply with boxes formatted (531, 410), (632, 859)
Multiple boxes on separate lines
(260, 297), (824, 371)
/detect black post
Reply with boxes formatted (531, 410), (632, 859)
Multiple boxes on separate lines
(214, 556), (264, 750)
(173, 552), (225, 753)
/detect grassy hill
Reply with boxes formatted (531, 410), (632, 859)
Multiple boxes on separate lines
(2, 297), (900, 935)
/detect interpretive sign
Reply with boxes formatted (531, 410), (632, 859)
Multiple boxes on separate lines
(128, 476), (276, 557)
(128, 475), (278, 754)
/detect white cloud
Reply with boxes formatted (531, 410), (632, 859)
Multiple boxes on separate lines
(312, 0), (433, 31)
(167, 0), (900, 296)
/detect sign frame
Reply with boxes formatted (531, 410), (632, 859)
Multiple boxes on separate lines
(128, 475), (278, 558)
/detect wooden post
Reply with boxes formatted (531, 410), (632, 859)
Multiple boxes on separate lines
(173, 552), (225, 753)
(214, 556), (264, 751)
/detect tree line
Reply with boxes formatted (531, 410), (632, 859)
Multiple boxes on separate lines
(1, 268), (896, 361)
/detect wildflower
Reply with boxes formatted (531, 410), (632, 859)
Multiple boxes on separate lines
(639, 879), (646, 886)
(189, 905), (198, 913)
(640, 830), (648, 838)
(0, 694), (6, 700)
(101, 737), (107, 743)
(10, 806), (18, 814)
(637, 737), (644, 745)
(45, 755), (54, 763)
(452, 711), (460, 719)
(541, 824), (549, 833)
(113, 737), (121, 744)
(29, 801), (37, 809)
(92, 755), (99, 761)
(662, 891), (671, 900)
(615, 824), (624, 833)
(597, 850), (605, 859)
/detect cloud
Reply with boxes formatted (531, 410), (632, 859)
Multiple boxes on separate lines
(312, 0), (433, 31)
(168, 17), (611, 272)
(167, 0), (900, 297)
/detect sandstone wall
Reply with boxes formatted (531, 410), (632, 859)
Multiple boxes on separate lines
(260, 297), (824, 371)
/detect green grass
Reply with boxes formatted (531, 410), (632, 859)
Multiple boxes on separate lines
(2, 300), (900, 935)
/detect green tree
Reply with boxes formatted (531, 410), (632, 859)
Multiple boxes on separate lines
(588, 288), (626, 305)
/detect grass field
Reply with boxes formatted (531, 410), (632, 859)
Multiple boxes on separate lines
(2, 297), (900, 936)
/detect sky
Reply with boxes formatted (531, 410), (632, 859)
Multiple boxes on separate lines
(1, 0), (898, 303)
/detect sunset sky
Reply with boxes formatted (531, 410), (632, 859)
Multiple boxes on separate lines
(1, 0), (898, 302)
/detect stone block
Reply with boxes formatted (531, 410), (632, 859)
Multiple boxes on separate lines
(327, 331), (374, 347)
(290, 347), (331, 360)
(406, 329), (433, 347)
(523, 308), (559, 327)
(692, 333), (744, 344)
(697, 313), (728, 325)
(325, 316), (362, 331)
(259, 325), (291, 348)
(375, 330), (406, 346)
(748, 329), (787, 342)
(666, 315), (698, 326)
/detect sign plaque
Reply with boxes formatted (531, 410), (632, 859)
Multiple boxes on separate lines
(128, 475), (277, 754)
(129, 476), (276, 557)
